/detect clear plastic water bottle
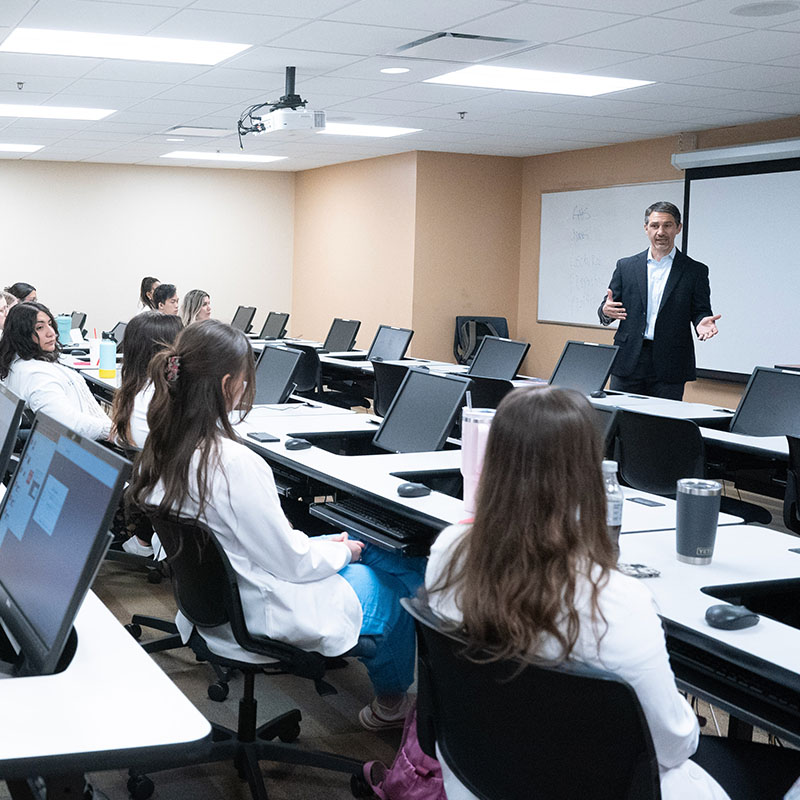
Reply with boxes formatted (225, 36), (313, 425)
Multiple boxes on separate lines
(602, 460), (623, 558)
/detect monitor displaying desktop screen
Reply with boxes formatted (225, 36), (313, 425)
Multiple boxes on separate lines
(254, 345), (304, 405)
(259, 312), (289, 340)
(730, 367), (800, 436)
(0, 413), (129, 676)
(467, 336), (530, 380)
(322, 318), (360, 353)
(549, 341), (619, 395)
(0, 384), (24, 482)
(366, 325), (414, 362)
(373, 369), (471, 454)
(230, 305), (256, 333)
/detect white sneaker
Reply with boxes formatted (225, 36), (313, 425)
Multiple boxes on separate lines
(358, 695), (412, 731)
(122, 537), (154, 558)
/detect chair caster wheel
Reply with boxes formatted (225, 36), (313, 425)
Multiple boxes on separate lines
(278, 722), (301, 743)
(146, 569), (162, 584)
(125, 623), (142, 640)
(350, 773), (375, 797)
(127, 774), (154, 800)
(208, 681), (229, 701)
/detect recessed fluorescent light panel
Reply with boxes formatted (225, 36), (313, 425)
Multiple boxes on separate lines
(380, 67), (410, 74)
(161, 151), (286, 163)
(425, 65), (652, 96)
(320, 123), (420, 137)
(0, 28), (250, 65)
(0, 104), (114, 120)
(164, 126), (232, 137)
(0, 143), (44, 153)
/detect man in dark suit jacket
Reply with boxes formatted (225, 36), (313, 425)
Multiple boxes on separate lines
(598, 201), (720, 400)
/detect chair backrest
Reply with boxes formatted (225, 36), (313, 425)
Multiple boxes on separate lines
(453, 316), (509, 365)
(592, 405), (619, 460)
(784, 435), (800, 534)
(466, 376), (513, 410)
(403, 596), (661, 800)
(287, 343), (322, 396)
(372, 360), (410, 417)
(615, 410), (705, 497)
(148, 512), (328, 682)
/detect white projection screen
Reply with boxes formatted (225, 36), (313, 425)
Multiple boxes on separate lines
(683, 161), (800, 379)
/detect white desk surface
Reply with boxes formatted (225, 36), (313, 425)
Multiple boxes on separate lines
(0, 592), (210, 775)
(699, 427), (789, 460)
(619, 525), (800, 677)
(80, 368), (121, 390)
(590, 392), (736, 424)
(235, 413), (742, 532)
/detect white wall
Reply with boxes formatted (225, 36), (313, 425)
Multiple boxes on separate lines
(0, 160), (295, 334)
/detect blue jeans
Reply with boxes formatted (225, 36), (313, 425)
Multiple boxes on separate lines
(339, 545), (425, 697)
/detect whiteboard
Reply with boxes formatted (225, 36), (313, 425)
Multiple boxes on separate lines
(538, 181), (683, 326)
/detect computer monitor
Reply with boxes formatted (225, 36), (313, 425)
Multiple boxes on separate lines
(730, 367), (800, 436)
(230, 305), (256, 333)
(373, 369), (471, 454)
(110, 321), (127, 348)
(467, 336), (530, 380)
(322, 318), (360, 353)
(549, 341), (619, 395)
(0, 413), (129, 676)
(254, 345), (304, 405)
(259, 312), (289, 340)
(71, 312), (86, 332)
(0, 385), (24, 482)
(366, 325), (414, 362)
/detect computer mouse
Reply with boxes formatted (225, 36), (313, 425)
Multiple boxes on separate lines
(705, 604), (760, 630)
(590, 390), (607, 398)
(397, 482), (431, 498)
(284, 438), (312, 451)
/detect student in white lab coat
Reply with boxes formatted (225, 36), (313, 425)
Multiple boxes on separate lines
(0, 302), (111, 441)
(425, 386), (730, 800)
(129, 319), (422, 729)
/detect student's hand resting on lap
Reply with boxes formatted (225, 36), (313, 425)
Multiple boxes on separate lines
(332, 532), (365, 562)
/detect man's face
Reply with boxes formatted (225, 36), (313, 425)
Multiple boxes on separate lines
(645, 211), (682, 254)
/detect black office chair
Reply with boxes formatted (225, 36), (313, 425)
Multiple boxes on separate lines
(453, 316), (509, 365)
(129, 512), (373, 800)
(402, 595), (661, 800)
(614, 410), (772, 525)
(371, 360), (410, 417)
(592, 406), (619, 460)
(783, 435), (800, 534)
(288, 343), (324, 400)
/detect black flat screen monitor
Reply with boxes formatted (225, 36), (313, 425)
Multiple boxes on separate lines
(71, 312), (86, 331)
(0, 413), (129, 676)
(373, 369), (470, 454)
(259, 312), (289, 340)
(730, 367), (800, 436)
(366, 325), (414, 362)
(467, 336), (530, 380)
(231, 305), (256, 333)
(254, 345), (304, 405)
(322, 318), (360, 353)
(0, 385), (24, 482)
(549, 341), (619, 395)
(110, 321), (127, 348)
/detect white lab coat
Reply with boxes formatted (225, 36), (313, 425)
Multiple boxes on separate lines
(425, 524), (730, 800)
(147, 436), (362, 660)
(4, 357), (111, 440)
(128, 382), (153, 449)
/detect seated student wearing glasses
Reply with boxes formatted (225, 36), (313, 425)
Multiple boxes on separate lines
(0, 303), (111, 441)
(129, 320), (424, 730)
(425, 387), (730, 800)
(179, 289), (212, 327)
(153, 283), (180, 316)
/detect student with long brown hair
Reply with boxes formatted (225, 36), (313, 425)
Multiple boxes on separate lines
(425, 386), (729, 800)
(129, 319), (423, 729)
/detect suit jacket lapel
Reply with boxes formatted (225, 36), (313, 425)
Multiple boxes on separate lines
(635, 249), (648, 312)
(658, 249), (685, 313)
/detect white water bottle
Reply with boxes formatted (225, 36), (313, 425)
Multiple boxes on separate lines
(602, 460), (623, 558)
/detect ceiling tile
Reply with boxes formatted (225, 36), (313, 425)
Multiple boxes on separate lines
(152, 83), (264, 105)
(190, 0), (355, 19)
(222, 45), (360, 74)
(0, 1), (36, 28)
(17, 0), (177, 35)
(327, 0), (515, 30)
(147, 10), (306, 45)
(670, 29), (800, 62)
(59, 77), (167, 98)
(676, 63), (800, 90)
(608, 82), (733, 105)
(322, 56), (471, 82)
(186, 67), (285, 90)
(368, 82), (498, 104)
(585, 54), (741, 82)
(0, 51), (98, 77)
(659, 0), (800, 29)
(271, 21), (428, 56)
(82, 60), (211, 83)
(490, 43), (643, 73)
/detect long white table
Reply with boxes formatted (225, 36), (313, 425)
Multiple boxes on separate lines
(590, 391), (736, 427)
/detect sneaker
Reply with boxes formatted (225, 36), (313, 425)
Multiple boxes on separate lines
(358, 695), (412, 731)
(122, 536), (154, 558)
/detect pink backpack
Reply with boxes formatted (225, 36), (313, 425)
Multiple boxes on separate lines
(363, 704), (446, 800)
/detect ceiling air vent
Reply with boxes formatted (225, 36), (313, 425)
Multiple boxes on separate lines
(391, 32), (531, 63)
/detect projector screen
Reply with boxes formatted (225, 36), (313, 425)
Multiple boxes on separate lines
(684, 159), (800, 379)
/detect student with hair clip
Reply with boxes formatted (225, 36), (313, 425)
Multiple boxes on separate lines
(153, 283), (179, 315)
(0, 302), (111, 440)
(425, 386), (730, 800)
(129, 319), (423, 729)
(5, 282), (36, 303)
(179, 289), (212, 327)
(139, 276), (160, 311)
